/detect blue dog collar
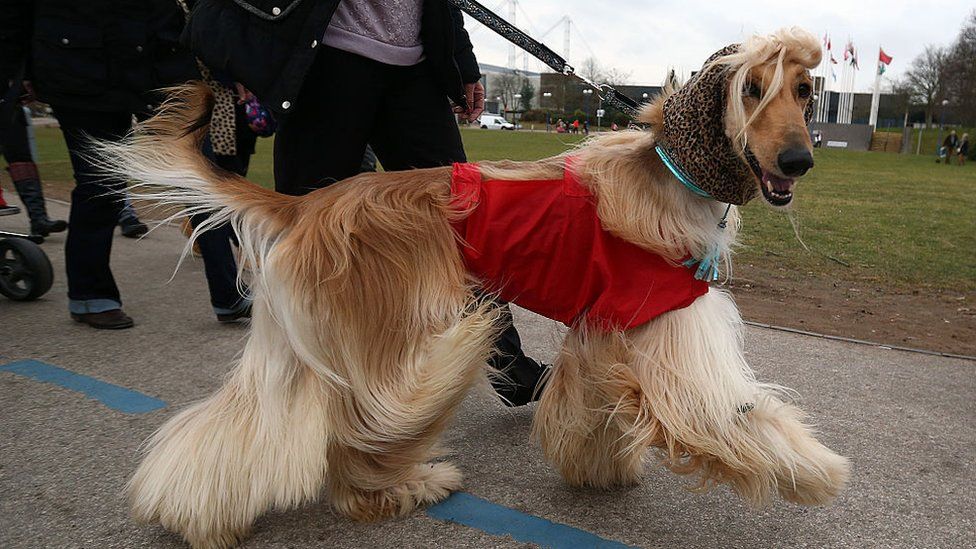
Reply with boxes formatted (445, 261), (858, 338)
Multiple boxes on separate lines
(654, 144), (731, 281)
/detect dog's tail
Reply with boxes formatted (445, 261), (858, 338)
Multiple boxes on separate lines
(90, 82), (297, 272)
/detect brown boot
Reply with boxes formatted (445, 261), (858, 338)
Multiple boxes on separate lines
(71, 309), (135, 330)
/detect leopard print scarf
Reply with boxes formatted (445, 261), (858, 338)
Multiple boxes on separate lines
(176, 0), (237, 157)
(656, 44), (813, 205)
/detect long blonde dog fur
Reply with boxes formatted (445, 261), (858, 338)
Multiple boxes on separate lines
(95, 28), (848, 549)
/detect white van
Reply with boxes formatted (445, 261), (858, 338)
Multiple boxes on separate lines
(478, 115), (516, 130)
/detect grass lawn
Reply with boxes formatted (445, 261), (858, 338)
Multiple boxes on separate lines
(17, 124), (976, 292)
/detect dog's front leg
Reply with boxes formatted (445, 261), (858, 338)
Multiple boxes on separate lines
(128, 298), (331, 549)
(629, 289), (849, 505)
(533, 329), (654, 488)
(323, 302), (500, 521)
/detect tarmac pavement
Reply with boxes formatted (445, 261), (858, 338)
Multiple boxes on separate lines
(1, 197), (974, 549)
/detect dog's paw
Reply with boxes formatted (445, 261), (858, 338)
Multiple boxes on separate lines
(333, 462), (463, 521)
(777, 446), (850, 505)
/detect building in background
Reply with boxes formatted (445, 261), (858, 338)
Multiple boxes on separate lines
(479, 63), (541, 115)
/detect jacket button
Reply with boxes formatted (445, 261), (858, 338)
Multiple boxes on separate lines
(136, 45), (144, 53)
(61, 38), (69, 45)
(281, 101), (291, 110)
(311, 39), (318, 48)
(271, 6), (281, 15)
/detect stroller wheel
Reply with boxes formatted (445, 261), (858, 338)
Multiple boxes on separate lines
(0, 237), (54, 301)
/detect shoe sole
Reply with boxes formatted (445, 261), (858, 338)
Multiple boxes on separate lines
(71, 314), (135, 330)
(216, 315), (251, 324)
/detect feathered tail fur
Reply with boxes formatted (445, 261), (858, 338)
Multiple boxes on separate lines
(90, 82), (297, 287)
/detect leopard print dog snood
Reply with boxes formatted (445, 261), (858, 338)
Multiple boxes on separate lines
(655, 44), (814, 205)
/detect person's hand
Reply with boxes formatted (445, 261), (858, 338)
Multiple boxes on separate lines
(234, 82), (253, 104)
(453, 81), (485, 123)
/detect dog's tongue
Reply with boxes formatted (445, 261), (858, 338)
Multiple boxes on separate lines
(762, 170), (795, 193)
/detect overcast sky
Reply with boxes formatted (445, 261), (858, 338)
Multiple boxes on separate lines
(464, 0), (974, 92)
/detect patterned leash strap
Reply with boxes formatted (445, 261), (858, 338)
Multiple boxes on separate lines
(448, 0), (643, 120)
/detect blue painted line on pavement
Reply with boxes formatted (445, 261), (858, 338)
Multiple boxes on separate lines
(0, 359), (166, 414)
(427, 491), (636, 548)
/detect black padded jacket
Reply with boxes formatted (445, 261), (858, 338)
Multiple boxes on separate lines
(0, 0), (200, 114)
(181, 0), (482, 116)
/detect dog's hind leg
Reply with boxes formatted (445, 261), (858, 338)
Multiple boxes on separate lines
(628, 290), (849, 506)
(323, 301), (500, 522)
(127, 296), (332, 549)
(533, 329), (653, 488)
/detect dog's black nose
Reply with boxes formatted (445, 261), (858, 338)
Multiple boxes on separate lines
(777, 148), (814, 177)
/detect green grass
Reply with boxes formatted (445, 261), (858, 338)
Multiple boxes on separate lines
(907, 127), (974, 158)
(20, 124), (976, 291)
(738, 149), (976, 291)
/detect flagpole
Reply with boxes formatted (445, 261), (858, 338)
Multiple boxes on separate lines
(840, 50), (849, 124)
(869, 45), (883, 128)
(817, 34), (827, 123)
(823, 36), (832, 123)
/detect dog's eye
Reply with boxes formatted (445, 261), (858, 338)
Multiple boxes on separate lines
(798, 83), (812, 99)
(744, 82), (762, 99)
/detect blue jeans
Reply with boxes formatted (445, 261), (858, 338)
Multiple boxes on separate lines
(54, 106), (130, 314)
(194, 135), (254, 315)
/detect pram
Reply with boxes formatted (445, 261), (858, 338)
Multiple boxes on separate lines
(0, 229), (53, 300)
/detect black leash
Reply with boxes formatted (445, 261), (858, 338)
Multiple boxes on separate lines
(449, 0), (643, 119)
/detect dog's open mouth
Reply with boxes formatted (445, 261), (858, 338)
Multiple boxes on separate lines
(759, 170), (795, 206)
(745, 149), (795, 207)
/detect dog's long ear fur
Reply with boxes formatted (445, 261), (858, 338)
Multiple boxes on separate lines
(638, 98), (665, 130)
(709, 28), (821, 151)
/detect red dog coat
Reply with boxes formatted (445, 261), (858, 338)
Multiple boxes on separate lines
(450, 159), (709, 331)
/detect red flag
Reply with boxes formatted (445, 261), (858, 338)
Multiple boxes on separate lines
(879, 48), (893, 65)
(827, 37), (832, 51)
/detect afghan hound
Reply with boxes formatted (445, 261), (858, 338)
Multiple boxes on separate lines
(95, 27), (849, 549)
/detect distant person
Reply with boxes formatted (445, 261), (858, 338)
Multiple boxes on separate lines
(812, 130), (823, 148)
(117, 193), (149, 238)
(3, 0), (200, 329)
(943, 130), (958, 165)
(957, 133), (969, 166)
(611, 122), (619, 131)
(582, 119), (589, 135)
(0, 91), (67, 239)
(572, 119), (580, 134)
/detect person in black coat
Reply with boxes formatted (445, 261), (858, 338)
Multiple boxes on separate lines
(183, 0), (548, 405)
(942, 130), (958, 166)
(1, 0), (200, 329)
(0, 83), (67, 238)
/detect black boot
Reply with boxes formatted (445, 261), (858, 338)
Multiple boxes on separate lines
(9, 162), (67, 238)
(488, 302), (551, 406)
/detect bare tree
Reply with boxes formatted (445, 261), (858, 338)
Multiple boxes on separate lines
(900, 45), (948, 126)
(887, 80), (914, 123)
(944, 10), (976, 125)
(491, 72), (522, 112)
(577, 57), (631, 85)
(577, 57), (605, 83)
(518, 79), (535, 111)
